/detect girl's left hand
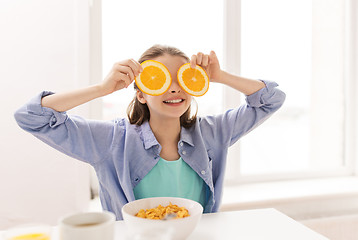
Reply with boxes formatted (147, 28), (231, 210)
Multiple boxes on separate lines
(190, 51), (222, 82)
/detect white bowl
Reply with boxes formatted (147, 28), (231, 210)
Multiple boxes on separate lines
(122, 197), (203, 240)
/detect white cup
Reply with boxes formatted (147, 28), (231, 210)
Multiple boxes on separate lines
(59, 211), (115, 240)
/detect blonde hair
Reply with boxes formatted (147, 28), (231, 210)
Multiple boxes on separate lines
(126, 44), (197, 128)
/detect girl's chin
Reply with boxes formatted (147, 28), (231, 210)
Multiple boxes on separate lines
(159, 112), (187, 120)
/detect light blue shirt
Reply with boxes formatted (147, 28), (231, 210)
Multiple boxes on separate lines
(14, 80), (285, 220)
(133, 157), (206, 207)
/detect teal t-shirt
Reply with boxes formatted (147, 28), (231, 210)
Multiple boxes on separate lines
(133, 157), (206, 207)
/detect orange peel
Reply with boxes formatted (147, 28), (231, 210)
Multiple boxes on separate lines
(135, 60), (172, 96)
(177, 63), (209, 97)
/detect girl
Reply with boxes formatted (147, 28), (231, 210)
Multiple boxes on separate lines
(14, 45), (285, 220)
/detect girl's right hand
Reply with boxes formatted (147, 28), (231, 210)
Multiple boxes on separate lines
(100, 59), (143, 96)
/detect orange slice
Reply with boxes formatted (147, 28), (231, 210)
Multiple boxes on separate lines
(177, 63), (209, 97)
(135, 60), (172, 96)
(10, 233), (50, 240)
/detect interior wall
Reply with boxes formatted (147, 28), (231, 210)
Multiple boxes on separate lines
(0, 1), (92, 229)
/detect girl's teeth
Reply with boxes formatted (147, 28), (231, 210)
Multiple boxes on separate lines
(165, 99), (183, 103)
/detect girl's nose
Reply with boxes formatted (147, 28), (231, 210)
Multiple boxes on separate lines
(170, 88), (181, 93)
(168, 79), (181, 93)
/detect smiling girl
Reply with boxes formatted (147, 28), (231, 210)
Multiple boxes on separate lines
(15, 44), (285, 220)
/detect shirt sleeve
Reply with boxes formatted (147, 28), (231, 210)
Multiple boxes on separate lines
(199, 80), (286, 147)
(14, 91), (118, 165)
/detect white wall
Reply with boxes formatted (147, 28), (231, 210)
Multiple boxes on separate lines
(0, 1), (93, 229)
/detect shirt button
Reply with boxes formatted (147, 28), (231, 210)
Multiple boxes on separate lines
(179, 142), (184, 147)
(201, 170), (206, 175)
(182, 150), (186, 155)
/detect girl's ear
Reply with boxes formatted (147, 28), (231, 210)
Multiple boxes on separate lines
(136, 90), (147, 104)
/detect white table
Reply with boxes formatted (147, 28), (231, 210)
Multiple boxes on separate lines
(185, 208), (329, 239)
(1, 209), (329, 240)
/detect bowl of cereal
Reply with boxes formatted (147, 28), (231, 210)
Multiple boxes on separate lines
(122, 197), (203, 240)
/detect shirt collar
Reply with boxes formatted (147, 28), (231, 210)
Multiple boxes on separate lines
(141, 121), (160, 150)
(141, 121), (195, 149)
(180, 126), (195, 147)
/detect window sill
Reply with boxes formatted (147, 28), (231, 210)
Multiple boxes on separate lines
(221, 176), (358, 220)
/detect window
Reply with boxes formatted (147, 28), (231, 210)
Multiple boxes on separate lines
(234, 0), (352, 181)
(100, 0), (357, 183)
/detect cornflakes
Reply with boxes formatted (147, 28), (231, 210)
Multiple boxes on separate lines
(135, 202), (190, 219)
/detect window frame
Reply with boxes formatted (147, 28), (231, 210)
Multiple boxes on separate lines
(345, 0), (358, 176)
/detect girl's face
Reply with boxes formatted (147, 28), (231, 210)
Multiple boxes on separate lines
(136, 54), (192, 122)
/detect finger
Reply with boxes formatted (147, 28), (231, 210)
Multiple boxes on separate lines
(209, 50), (218, 63)
(196, 52), (203, 65)
(201, 54), (209, 67)
(124, 76), (133, 88)
(134, 59), (144, 72)
(115, 65), (135, 81)
(190, 55), (197, 68)
(121, 59), (141, 77)
(128, 59), (143, 76)
(116, 59), (142, 76)
(118, 72), (131, 84)
(125, 66), (136, 81)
